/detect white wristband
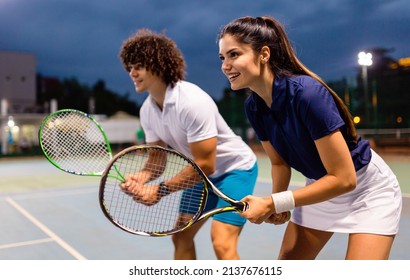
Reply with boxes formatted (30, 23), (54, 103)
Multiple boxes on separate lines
(271, 191), (295, 214)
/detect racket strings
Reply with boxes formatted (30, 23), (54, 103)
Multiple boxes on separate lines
(102, 148), (206, 235)
(41, 111), (111, 174)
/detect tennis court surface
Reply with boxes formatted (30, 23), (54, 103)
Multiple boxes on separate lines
(1, 156), (409, 260)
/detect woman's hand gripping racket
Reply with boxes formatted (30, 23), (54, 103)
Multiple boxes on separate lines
(38, 109), (124, 181)
(99, 145), (248, 237)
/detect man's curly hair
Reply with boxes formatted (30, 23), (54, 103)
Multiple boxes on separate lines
(119, 29), (186, 87)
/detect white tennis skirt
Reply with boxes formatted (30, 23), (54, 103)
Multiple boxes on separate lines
(291, 150), (402, 235)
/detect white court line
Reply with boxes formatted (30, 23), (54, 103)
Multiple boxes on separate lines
(5, 197), (87, 260)
(0, 238), (54, 250)
(0, 186), (96, 201)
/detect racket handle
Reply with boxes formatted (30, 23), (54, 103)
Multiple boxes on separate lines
(241, 201), (249, 212)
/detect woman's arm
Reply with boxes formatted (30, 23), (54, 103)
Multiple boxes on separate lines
(240, 140), (291, 223)
(241, 130), (356, 224)
(292, 129), (356, 206)
(261, 141), (291, 194)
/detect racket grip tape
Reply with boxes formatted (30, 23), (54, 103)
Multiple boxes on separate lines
(241, 201), (249, 212)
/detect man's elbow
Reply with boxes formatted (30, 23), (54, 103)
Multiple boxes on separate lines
(199, 162), (216, 176)
(202, 166), (216, 176)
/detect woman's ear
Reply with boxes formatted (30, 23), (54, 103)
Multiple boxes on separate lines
(260, 46), (270, 63)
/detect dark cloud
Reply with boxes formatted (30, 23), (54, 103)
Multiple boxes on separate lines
(1, 0), (409, 104)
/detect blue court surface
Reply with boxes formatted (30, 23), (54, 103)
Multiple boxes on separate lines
(0, 157), (409, 260)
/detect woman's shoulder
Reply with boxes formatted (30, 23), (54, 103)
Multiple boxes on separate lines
(287, 75), (321, 88)
(286, 75), (327, 97)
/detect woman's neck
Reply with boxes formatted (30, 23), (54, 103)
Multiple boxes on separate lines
(251, 70), (274, 108)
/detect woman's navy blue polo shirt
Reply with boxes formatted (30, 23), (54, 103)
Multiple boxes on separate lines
(245, 75), (371, 180)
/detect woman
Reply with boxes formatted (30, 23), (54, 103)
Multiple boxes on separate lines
(218, 16), (402, 259)
(119, 29), (258, 260)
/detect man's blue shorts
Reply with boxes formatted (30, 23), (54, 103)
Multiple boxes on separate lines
(179, 163), (258, 226)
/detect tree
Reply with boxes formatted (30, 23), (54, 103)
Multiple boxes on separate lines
(92, 80), (139, 116)
(37, 76), (140, 116)
(216, 86), (251, 141)
(356, 48), (410, 128)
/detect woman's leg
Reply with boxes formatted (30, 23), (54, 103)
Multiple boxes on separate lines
(345, 233), (395, 260)
(278, 222), (334, 260)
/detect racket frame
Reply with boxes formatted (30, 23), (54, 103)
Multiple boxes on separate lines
(38, 108), (113, 177)
(98, 145), (248, 236)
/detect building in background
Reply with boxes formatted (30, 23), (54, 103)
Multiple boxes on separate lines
(0, 51), (39, 155)
(0, 51), (141, 156)
(0, 51), (36, 113)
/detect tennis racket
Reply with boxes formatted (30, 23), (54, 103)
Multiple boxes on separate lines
(99, 145), (249, 236)
(38, 109), (124, 181)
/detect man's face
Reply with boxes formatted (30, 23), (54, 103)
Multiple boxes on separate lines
(129, 63), (161, 93)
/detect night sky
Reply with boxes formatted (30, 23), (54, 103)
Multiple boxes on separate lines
(1, 0), (409, 104)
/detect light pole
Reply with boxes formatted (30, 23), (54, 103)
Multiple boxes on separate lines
(358, 51), (373, 126)
(1, 99), (7, 155)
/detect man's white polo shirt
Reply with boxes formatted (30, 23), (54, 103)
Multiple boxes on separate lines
(140, 80), (256, 177)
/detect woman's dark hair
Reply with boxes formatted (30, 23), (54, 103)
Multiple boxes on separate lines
(119, 29), (186, 87)
(218, 16), (357, 142)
